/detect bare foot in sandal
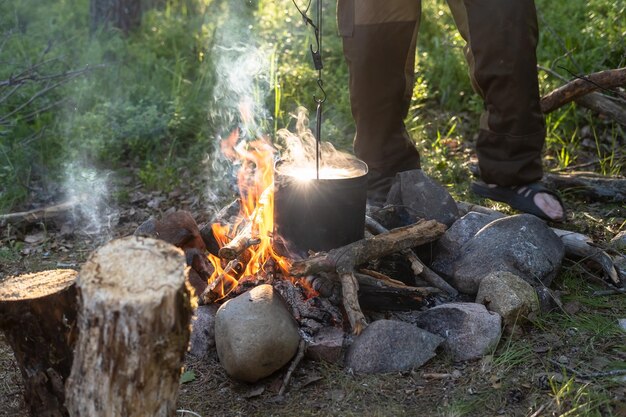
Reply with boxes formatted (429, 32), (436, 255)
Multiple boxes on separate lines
(471, 181), (566, 222)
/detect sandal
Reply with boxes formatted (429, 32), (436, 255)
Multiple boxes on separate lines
(471, 181), (566, 222)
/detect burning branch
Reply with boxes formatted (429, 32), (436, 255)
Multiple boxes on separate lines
(217, 187), (272, 260)
(290, 219), (447, 334)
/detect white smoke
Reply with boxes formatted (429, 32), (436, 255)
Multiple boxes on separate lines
(63, 162), (118, 240)
(275, 107), (366, 179)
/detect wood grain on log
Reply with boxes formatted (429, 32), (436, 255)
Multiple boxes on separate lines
(0, 269), (78, 417)
(540, 67), (626, 113)
(65, 236), (192, 417)
(290, 219), (446, 334)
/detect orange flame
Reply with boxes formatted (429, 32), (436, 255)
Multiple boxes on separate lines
(206, 129), (293, 300)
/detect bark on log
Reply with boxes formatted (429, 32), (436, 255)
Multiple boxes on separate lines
(65, 236), (192, 417)
(0, 269), (78, 417)
(290, 219), (447, 334)
(540, 67), (626, 113)
(575, 92), (626, 127)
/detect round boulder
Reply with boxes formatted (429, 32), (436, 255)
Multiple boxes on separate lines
(214, 284), (300, 382)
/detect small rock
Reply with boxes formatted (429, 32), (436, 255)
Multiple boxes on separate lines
(450, 214), (565, 294)
(415, 302), (502, 361)
(535, 287), (562, 313)
(385, 169), (460, 227)
(345, 320), (443, 374)
(557, 355), (569, 365)
(214, 284), (301, 383)
(306, 326), (348, 365)
(618, 319), (626, 332)
(188, 304), (219, 358)
(475, 271), (539, 327)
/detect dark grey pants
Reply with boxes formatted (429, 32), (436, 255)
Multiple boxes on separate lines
(338, 0), (545, 186)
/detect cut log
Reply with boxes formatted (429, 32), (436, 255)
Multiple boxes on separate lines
(540, 67), (626, 113)
(290, 219), (447, 334)
(0, 269), (78, 417)
(65, 236), (192, 417)
(365, 216), (458, 296)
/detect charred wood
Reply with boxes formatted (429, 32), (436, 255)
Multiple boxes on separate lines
(290, 219), (447, 334)
(365, 216), (458, 296)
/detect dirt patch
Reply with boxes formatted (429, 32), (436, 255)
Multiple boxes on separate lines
(0, 179), (624, 417)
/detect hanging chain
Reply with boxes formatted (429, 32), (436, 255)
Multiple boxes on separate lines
(292, 0), (326, 179)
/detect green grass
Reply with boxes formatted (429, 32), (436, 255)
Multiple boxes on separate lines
(1, 0), (624, 214)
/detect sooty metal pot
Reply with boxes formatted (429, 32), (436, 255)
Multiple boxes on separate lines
(273, 158), (368, 253)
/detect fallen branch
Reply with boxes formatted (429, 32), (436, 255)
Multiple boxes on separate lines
(290, 219), (447, 334)
(540, 67), (626, 113)
(548, 358), (626, 379)
(551, 228), (621, 287)
(0, 199), (79, 227)
(543, 172), (626, 203)
(278, 339), (307, 396)
(365, 216), (458, 296)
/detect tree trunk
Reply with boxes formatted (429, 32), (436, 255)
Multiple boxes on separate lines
(65, 236), (192, 417)
(90, 0), (143, 34)
(0, 269), (78, 417)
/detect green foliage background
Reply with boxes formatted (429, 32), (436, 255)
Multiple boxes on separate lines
(0, 0), (624, 212)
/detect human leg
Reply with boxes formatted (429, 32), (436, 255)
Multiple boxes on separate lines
(447, 0), (564, 220)
(338, 0), (422, 203)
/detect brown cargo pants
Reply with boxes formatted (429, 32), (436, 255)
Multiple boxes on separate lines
(338, 0), (546, 186)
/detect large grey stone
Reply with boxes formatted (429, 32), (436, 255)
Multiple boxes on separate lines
(450, 214), (564, 294)
(430, 211), (503, 279)
(385, 169), (460, 227)
(188, 304), (219, 358)
(345, 320), (443, 374)
(214, 284), (300, 382)
(475, 271), (540, 327)
(415, 302), (502, 361)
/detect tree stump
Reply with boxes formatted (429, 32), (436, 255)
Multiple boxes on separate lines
(0, 269), (78, 417)
(65, 236), (192, 417)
